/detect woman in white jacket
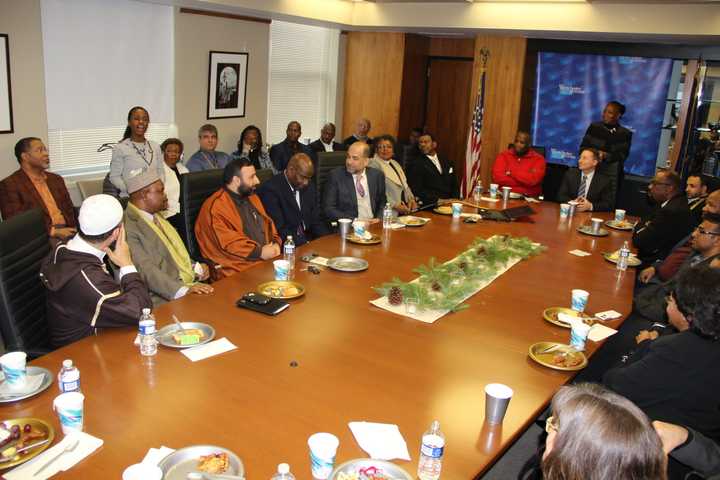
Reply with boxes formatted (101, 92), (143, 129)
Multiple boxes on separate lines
(160, 138), (188, 232)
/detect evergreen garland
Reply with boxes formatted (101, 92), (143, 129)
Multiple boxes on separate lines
(374, 235), (544, 312)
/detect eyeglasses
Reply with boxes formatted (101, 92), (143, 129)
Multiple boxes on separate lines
(545, 415), (558, 434)
(376, 144), (393, 150)
(696, 226), (720, 236)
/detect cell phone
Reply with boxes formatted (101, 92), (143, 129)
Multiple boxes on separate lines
(241, 292), (271, 305)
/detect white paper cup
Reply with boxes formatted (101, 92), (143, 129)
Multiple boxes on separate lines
(485, 383), (514, 425)
(489, 183), (499, 198)
(451, 202), (462, 218)
(273, 260), (290, 281)
(352, 220), (367, 237)
(615, 209), (626, 222)
(53, 391), (84, 434)
(338, 218), (352, 239)
(570, 321), (592, 351)
(568, 200), (578, 217)
(591, 217), (603, 234)
(559, 203), (570, 218)
(308, 432), (339, 479)
(0, 352), (27, 390)
(122, 463), (163, 480)
(571, 289), (589, 312)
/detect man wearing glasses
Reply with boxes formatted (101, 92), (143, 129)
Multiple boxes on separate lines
(633, 170), (693, 265)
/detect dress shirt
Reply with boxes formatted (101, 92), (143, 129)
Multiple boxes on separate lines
(427, 154), (442, 174)
(66, 235), (137, 280)
(321, 141), (334, 152)
(26, 171), (66, 226)
(353, 170), (373, 220)
(578, 170), (595, 200)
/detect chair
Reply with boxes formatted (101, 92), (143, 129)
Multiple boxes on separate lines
(0, 209), (53, 358)
(256, 168), (274, 185)
(76, 178), (104, 200)
(179, 169), (224, 260)
(316, 151), (346, 201)
(542, 163), (569, 203)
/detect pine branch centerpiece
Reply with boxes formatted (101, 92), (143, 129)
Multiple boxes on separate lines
(373, 235), (544, 316)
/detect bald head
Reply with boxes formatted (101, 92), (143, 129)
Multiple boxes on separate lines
(346, 142), (370, 174)
(355, 118), (371, 138)
(286, 153), (314, 190)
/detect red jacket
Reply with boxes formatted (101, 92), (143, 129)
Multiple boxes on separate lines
(491, 148), (546, 197)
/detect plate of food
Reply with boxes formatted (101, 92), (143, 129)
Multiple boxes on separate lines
(576, 225), (609, 237)
(528, 342), (588, 371)
(433, 205), (453, 215)
(603, 250), (642, 267)
(397, 216), (429, 227)
(257, 280), (305, 299)
(0, 418), (55, 469)
(347, 233), (382, 245)
(327, 256), (369, 272)
(156, 322), (215, 349)
(331, 459), (413, 480)
(605, 219), (634, 231)
(158, 445), (243, 480)
(0, 366), (53, 403)
(542, 307), (593, 329)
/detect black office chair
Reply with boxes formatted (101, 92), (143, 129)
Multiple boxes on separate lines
(0, 209), (53, 358)
(316, 151), (346, 201)
(256, 168), (274, 185)
(179, 169), (224, 261)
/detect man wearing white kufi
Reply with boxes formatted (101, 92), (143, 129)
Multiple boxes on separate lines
(40, 194), (152, 348)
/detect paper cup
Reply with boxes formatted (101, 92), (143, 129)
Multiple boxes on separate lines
(570, 321), (592, 351)
(53, 391), (84, 434)
(273, 260), (290, 281)
(338, 218), (352, 239)
(122, 463), (163, 480)
(489, 183), (499, 198)
(308, 432), (339, 479)
(591, 218), (603, 234)
(571, 289), (589, 312)
(485, 383), (513, 425)
(502, 186), (512, 202)
(0, 352), (27, 390)
(352, 220), (367, 237)
(568, 200), (578, 217)
(615, 209), (626, 222)
(451, 202), (462, 218)
(559, 203), (570, 218)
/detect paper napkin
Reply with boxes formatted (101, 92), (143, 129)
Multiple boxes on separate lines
(310, 256), (330, 267)
(595, 310), (623, 320)
(480, 196), (499, 202)
(348, 421), (411, 461)
(5, 431), (103, 480)
(181, 337), (237, 362)
(390, 223), (407, 230)
(0, 373), (45, 396)
(141, 446), (175, 465)
(588, 324), (618, 342)
(568, 249), (591, 257)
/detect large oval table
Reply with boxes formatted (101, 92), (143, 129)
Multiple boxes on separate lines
(1, 202), (637, 479)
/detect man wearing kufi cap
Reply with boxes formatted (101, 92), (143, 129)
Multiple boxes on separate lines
(123, 171), (213, 305)
(40, 194), (152, 348)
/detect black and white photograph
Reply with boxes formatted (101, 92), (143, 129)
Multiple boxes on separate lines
(207, 50), (248, 119)
(0, 34), (13, 134)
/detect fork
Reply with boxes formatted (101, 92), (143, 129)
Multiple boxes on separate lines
(33, 437), (79, 476)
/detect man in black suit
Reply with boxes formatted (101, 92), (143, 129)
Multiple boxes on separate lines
(633, 170), (693, 265)
(686, 173), (709, 227)
(409, 132), (459, 206)
(309, 123), (346, 154)
(556, 148), (614, 211)
(322, 142), (386, 222)
(258, 153), (329, 247)
(270, 121), (317, 172)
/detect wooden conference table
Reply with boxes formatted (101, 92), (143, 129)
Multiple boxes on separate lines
(1, 201), (637, 479)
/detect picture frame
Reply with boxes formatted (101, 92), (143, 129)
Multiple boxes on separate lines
(207, 50), (248, 120)
(0, 34), (14, 134)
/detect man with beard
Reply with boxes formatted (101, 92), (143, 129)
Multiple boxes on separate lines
(195, 158), (281, 278)
(686, 174), (709, 227)
(270, 121), (317, 172)
(491, 131), (546, 198)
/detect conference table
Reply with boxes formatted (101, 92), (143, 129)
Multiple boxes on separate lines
(1, 201), (637, 479)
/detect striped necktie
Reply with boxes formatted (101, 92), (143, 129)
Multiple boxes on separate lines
(578, 174), (587, 198)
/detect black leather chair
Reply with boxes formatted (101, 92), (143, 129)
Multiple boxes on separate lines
(256, 168), (274, 185)
(542, 163), (569, 203)
(0, 209), (53, 358)
(316, 151), (346, 202)
(179, 169), (224, 261)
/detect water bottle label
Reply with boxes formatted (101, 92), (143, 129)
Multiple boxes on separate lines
(139, 321), (155, 335)
(61, 380), (80, 392)
(421, 444), (444, 458)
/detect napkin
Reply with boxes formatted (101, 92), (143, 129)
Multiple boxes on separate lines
(460, 213), (482, 220)
(525, 197), (541, 203)
(310, 256), (330, 267)
(595, 310), (623, 320)
(588, 324), (618, 342)
(348, 421), (411, 461)
(480, 196), (499, 202)
(141, 446), (175, 465)
(557, 312), (580, 325)
(568, 249), (591, 257)
(390, 223), (407, 230)
(0, 373), (45, 396)
(181, 337), (237, 362)
(5, 431), (103, 480)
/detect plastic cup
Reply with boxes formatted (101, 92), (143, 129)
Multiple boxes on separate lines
(568, 200), (578, 217)
(273, 260), (290, 281)
(570, 321), (592, 351)
(591, 217), (603, 234)
(451, 202), (463, 218)
(489, 183), (499, 198)
(502, 186), (512, 202)
(53, 391), (84, 434)
(485, 383), (513, 425)
(352, 220), (367, 237)
(404, 297), (419, 314)
(122, 463), (163, 480)
(559, 203), (570, 218)
(0, 352), (27, 390)
(571, 289), (589, 312)
(308, 432), (339, 479)
(338, 218), (352, 239)
(615, 209), (626, 223)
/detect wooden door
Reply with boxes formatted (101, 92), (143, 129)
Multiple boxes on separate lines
(424, 58), (474, 172)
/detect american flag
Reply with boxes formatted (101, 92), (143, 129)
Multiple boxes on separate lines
(461, 67), (487, 198)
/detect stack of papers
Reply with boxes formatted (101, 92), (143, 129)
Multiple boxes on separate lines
(348, 422), (411, 461)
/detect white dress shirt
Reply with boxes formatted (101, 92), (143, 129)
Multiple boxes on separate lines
(321, 141), (334, 152)
(66, 235), (137, 280)
(427, 154), (442, 174)
(162, 162), (189, 218)
(578, 170), (595, 199)
(353, 170), (374, 220)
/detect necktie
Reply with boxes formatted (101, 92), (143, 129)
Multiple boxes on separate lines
(356, 174), (366, 197)
(578, 175), (587, 198)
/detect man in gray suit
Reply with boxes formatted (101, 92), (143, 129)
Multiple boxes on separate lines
(124, 171), (213, 305)
(323, 142), (386, 222)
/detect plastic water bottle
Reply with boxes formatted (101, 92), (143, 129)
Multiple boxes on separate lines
(270, 463), (295, 480)
(383, 202), (393, 229)
(139, 308), (158, 356)
(57, 359), (80, 393)
(473, 181), (483, 202)
(418, 420), (445, 480)
(283, 236), (296, 280)
(617, 241), (630, 272)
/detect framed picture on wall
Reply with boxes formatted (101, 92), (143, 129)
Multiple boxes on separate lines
(0, 34), (14, 134)
(207, 50), (248, 119)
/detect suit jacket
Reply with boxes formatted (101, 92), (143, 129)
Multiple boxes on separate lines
(308, 139), (346, 154)
(368, 155), (414, 212)
(409, 154), (459, 205)
(195, 188), (281, 278)
(689, 196), (707, 227)
(124, 204), (188, 305)
(556, 168), (615, 211)
(257, 172), (329, 246)
(269, 139), (318, 172)
(633, 194), (693, 264)
(322, 167), (386, 222)
(0, 169), (77, 233)
(342, 135), (373, 148)
(579, 121), (633, 168)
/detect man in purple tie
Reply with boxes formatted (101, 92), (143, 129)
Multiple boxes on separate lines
(322, 142), (386, 223)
